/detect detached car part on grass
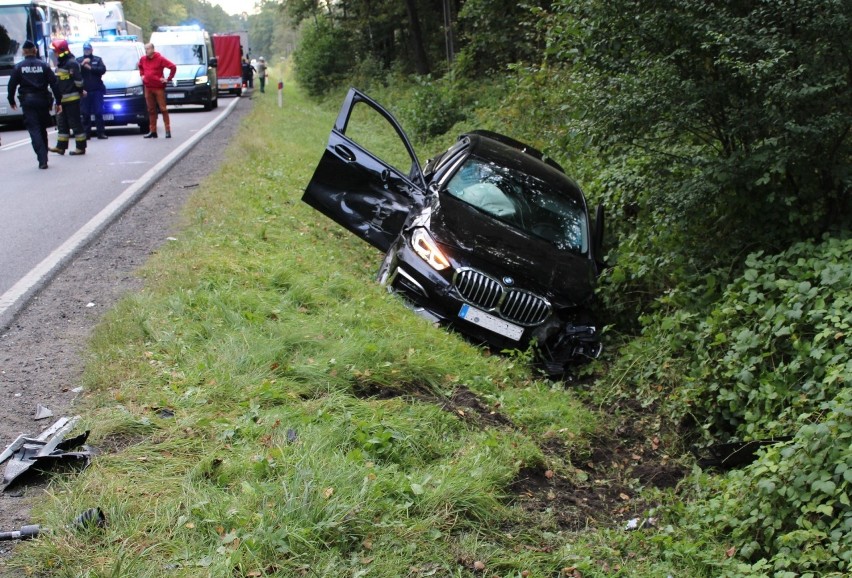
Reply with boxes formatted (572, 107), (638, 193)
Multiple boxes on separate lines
(302, 88), (605, 376)
(1, 416), (91, 491)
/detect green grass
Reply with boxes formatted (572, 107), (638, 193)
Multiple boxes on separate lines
(9, 72), (720, 578)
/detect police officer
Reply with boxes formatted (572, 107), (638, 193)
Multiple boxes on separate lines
(77, 41), (108, 139)
(48, 38), (87, 156)
(7, 40), (61, 169)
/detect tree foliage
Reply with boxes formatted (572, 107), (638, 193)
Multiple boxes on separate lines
(119, 0), (239, 39)
(544, 0), (850, 297)
(292, 18), (355, 96)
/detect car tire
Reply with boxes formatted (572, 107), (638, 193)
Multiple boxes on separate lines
(139, 123), (150, 134)
(212, 96), (219, 109)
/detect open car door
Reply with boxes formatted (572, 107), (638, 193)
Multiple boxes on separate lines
(302, 88), (427, 252)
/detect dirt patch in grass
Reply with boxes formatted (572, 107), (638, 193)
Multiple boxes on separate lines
(509, 401), (687, 531)
(360, 379), (687, 531)
(440, 385), (515, 428)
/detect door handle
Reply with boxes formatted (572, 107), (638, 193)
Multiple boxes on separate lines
(334, 144), (356, 162)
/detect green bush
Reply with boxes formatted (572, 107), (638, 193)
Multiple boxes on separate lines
(695, 388), (852, 576)
(293, 18), (355, 97)
(601, 235), (851, 444)
(393, 76), (466, 141)
(687, 236), (852, 440)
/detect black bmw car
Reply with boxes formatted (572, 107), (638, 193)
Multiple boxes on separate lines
(303, 88), (605, 375)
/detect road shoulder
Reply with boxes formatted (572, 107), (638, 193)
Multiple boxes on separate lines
(0, 95), (253, 570)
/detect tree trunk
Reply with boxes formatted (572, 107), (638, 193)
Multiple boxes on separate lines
(404, 0), (430, 75)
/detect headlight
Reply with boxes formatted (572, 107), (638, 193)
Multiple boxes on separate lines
(125, 85), (143, 96)
(411, 228), (450, 271)
(195, 75), (209, 85)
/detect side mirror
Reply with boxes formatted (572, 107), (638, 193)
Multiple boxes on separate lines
(592, 203), (606, 274)
(209, 57), (218, 68)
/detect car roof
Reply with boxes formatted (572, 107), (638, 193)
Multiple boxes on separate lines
(463, 132), (585, 200)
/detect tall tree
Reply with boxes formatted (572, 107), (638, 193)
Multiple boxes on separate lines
(404, 0), (430, 74)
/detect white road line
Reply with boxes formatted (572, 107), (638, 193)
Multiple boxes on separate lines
(0, 97), (240, 326)
(0, 129), (58, 151)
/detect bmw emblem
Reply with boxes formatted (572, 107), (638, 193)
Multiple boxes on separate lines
(503, 276), (514, 286)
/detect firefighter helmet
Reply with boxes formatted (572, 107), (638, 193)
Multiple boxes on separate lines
(51, 39), (70, 57)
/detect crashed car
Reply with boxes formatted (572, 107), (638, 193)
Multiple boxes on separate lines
(303, 88), (605, 375)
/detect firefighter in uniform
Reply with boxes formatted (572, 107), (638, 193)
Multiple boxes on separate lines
(48, 39), (87, 156)
(7, 39), (61, 169)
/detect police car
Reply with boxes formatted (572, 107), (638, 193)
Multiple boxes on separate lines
(69, 37), (149, 133)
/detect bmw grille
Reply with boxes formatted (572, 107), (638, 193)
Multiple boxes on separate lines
(453, 268), (551, 326)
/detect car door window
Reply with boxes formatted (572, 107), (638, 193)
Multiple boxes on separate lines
(345, 100), (418, 179)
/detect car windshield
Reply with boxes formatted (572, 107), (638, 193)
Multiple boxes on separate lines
(157, 44), (204, 65)
(445, 157), (588, 253)
(69, 43), (139, 70)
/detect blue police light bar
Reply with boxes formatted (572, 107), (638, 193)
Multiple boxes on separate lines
(156, 25), (202, 32)
(89, 35), (138, 42)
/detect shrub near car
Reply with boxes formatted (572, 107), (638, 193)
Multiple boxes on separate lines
(303, 89), (606, 375)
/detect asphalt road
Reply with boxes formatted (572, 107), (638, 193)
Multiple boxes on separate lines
(0, 98), (238, 329)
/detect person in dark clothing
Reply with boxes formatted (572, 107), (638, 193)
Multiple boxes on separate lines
(47, 38), (87, 155)
(77, 41), (108, 139)
(241, 57), (255, 89)
(7, 40), (61, 169)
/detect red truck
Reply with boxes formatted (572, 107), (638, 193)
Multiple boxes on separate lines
(212, 33), (245, 96)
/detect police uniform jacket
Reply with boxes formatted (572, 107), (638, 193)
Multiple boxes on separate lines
(7, 54), (59, 107)
(77, 53), (107, 92)
(55, 53), (85, 103)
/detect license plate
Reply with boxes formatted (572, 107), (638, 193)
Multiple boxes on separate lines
(102, 114), (114, 120)
(167, 93), (182, 100)
(458, 304), (524, 341)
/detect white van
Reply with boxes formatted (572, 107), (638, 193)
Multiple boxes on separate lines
(148, 25), (218, 110)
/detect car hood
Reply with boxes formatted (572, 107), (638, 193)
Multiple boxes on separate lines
(103, 71), (143, 91)
(428, 193), (596, 304)
(173, 64), (206, 81)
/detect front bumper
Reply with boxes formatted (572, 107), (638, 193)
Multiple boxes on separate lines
(385, 241), (601, 370)
(164, 83), (213, 106)
(386, 243), (538, 350)
(100, 93), (148, 126)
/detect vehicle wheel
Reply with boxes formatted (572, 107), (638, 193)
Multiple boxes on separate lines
(212, 96), (219, 109)
(139, 123), (150, 134)
(236, 88), (242, 97)
(203, 99), (213, 111)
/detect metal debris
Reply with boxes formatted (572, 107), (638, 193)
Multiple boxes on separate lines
(72, 507), (106, 530)
(0, 507), (106, 542)
(34, 404), (54, 420)
(0, 524), (40, 541)
(0, 416), (91, 491)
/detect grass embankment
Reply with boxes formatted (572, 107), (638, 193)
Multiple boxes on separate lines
(12, 78), (708, 577)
